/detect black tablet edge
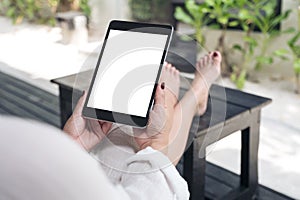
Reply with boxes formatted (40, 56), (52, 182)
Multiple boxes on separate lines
(109, 20), (173, 35)
(83, 106), (149, 127)
(82, 20), (173, 127)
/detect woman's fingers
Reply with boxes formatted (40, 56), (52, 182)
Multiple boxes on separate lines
(73, 91), (87, 117)
(97, 120), (112, 134)
(101, 122), (113, 134)
(63, 91), (87, 138)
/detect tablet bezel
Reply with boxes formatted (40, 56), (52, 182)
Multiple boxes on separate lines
(82, 20), (173, 127)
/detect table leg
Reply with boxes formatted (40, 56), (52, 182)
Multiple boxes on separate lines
(240, 111), (260, 198)
(58, 87), (81, 129)
(58, 87), (70, 129)
(183, 138), (206, 200)
(221, 111), (261, 200)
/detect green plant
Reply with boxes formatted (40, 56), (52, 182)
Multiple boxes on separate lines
(79, 0), (91, 17)
(129, 0), (169, 22)
(202, 0), (239, 74)
(173, 0), (292, 89)
(0, 0), (91, 25)
(129, 0), (152, 21)
(0, 0), (59, 25)
(174, 0), (211, 47)
(231, 0), (291, 88)
(287, 30), (300, 93)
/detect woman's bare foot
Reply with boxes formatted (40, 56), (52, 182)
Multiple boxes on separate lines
(192, 51), (222, 115)
(133, 64), (180, 153)
(160, 62), (180, 111)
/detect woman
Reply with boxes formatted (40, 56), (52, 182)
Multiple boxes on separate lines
(63, 51), (222, 198)
(0, 52), (221, 200)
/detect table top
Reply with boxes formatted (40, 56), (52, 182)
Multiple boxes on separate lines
(52, 72), (271, 138)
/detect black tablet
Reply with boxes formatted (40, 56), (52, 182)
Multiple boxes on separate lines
(83, 20), (173, 127)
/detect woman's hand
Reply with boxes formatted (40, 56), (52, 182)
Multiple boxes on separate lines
(63, 91), (112, 151)
(133, 83), (173, 155)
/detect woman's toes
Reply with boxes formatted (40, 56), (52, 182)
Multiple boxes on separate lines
(171, 66), (176, 75)
(167, 63), (172, 69)
(204, 55), (209, 66)
(201, 58), (205, 68)
(197, 59), (203, 69)
(212, 51), (222, 64)
(196, 61), (200, 69)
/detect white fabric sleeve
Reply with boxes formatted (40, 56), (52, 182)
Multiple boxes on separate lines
(117, 147), (190, 200)
(0, 117), (130, 200)
(0, 117), (189, 200)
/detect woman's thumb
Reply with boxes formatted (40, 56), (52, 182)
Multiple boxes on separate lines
(74, 90), (87, 116)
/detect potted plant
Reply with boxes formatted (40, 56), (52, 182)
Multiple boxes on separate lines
(231, 0), (291, 89)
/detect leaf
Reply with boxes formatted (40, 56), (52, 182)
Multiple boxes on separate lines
(238, 9), (251, 20)
(174, 7), (194, 25)
(269, 10), (292, 31)
(179, 34), (193, 41)
(256, 56), (273, 65)
(261, 1), (276, 17)
(230, 73), (237, 82)
(288, 32), (300, 49)
(282, 27), (296, 34)
(228, 21), (239, 27)
(236, 69), (247, 89)
(218, 16), (229, 25)
(243, 36), (257, 46)
(241, 23), (249, 31)
(6, 7), (15, 17)
(232, 44), (245, 53)
(209, 24), (221, 29)
(186, 0), (202, 20)
(293, 46), (300, 57)
(273, 49), (289, 60)
(231, 66), (247, 89)
(201, 7), (210, 13)
(273, 49), (289, 56)
(294, 58), (300, 74)
(235, 0), (247, 7)
(269, 30), (280, 38)
(205, 0), (215, 7)
(209, 14), (215, 19)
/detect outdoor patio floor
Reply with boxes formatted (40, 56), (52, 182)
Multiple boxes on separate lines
(0, 71), (294, 200)
(0, 71), (60, 127)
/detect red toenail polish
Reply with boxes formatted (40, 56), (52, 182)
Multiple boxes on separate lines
(161, 82), (165, 90)
(213, 52), (218, 57)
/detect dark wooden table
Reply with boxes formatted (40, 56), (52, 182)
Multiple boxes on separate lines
(51, 72), (271, 200)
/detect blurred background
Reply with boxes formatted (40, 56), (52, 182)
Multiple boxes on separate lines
(0, 0), (300, 199)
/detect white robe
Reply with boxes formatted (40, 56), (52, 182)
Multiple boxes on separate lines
(0, 117), (189, 200)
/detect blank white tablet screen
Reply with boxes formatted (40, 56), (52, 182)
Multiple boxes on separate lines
(87, 30), (168, 117)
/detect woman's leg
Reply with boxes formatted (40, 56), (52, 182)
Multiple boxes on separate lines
(91, 51), (222, 171)
(90, 63), (181, 182)
(168, 51), (222, 165)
